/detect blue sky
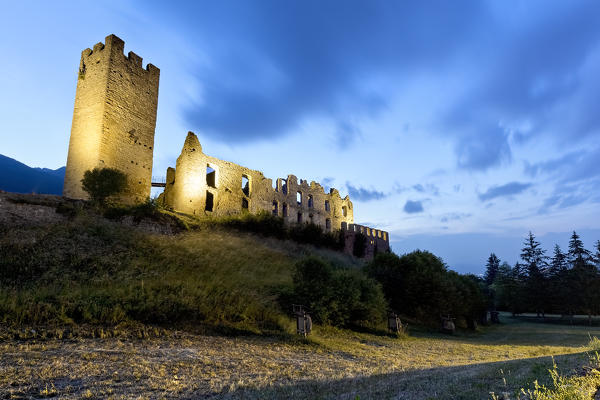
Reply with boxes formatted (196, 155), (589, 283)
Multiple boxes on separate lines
(1, 0), (600, 274)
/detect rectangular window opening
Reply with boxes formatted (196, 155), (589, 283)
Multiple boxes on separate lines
(297, 191), (302, 205)
(205, 191), (214, 212)
(272, 200), (278, 216)
(342, 206), (347, 217)
(324, 200), (330, 212)
(308, 194), (313, 208)
(325, 218), (331, 231)
(242, 175), (250, 196)
(282, 179), (288, 195)
(206, 165), (216, 188)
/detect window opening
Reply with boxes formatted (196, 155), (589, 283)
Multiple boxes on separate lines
(282, 203), (288, 217)
(324, 200), (330, 212)
(242, 198), (249, 209)
(342, 206), (347, 217)
(282, 179), (288, 195)
(242, 175), (250, 196)
(272, 201), (278, 216)
(297, 191), (302, 205)
(308, 194), (313, 208)
(325, 218), (331, 230)
(206, 165), (216, 188)
(205, 191), (214, 212)
(297, 212), (302, 223)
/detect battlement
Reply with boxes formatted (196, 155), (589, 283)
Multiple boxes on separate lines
(64, 34), (160, 203)
(342, 223), (389, 242)
(80, 34), (159, 76)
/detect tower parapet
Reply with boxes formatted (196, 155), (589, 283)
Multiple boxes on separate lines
(63, 34), (160, 203)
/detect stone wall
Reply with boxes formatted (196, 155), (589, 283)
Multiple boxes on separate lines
(342, 223), (390, 260)
(63, 34), (160, 204)
(161, 132), (354, 231)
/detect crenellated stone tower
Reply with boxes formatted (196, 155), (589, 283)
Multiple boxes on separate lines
(63, 34), (160, 203)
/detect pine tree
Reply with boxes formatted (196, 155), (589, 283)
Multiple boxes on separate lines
(548, 245), (569, 315)
(567, 231), (592, 269)
(520, 232), (548, 317)
(567, 231), (597, 324)
(484, 253), (500, 286)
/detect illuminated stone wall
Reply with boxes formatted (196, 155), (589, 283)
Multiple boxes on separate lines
(161, 132), (356, 231)
(63, 34), (160, 203)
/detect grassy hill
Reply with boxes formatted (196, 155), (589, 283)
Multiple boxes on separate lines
(3, 193), (600, 399)
(0, 193), (362, 335)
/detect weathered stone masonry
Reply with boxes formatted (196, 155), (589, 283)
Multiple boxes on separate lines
(63, 34), (390, 257)
(64, 34), (160, 203)
(160, 132), (356, 231)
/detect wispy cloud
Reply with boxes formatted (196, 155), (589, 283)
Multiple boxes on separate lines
(479, 182), (532, 202)
(346, 182), (387, 202)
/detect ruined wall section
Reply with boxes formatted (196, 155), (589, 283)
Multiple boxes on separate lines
(64, 34), (159, 203)
(161, 132), (354, 230)
(342, 223), (390, 260)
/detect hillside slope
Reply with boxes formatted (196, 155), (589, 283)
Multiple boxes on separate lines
(0, 154), (65, 195)
(0, 192), (361, 334)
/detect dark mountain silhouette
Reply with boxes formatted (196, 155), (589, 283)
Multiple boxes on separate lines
(0, 154), (65, 195)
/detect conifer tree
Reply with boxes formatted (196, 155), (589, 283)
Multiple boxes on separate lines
(548, 245), (569, 315)
(567, 231), (597, 324)
(520, 232), (547, 317)
(484, 253), (500, 286)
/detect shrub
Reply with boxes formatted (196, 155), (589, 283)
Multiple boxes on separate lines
(292, 257), (386, 328)
(81, 167), (128, 206)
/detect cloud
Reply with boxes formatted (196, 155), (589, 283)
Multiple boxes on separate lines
(404, 200), (424, 214)
(151, 0), (600, 175)
(412, 183), (440, 196)
(479, 182), (533, 202)
(440, 212), (472, 223)
(155, 1), (486, 145)
(346, 182), (387, 202)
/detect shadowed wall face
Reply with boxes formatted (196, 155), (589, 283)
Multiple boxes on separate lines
(63, 34), (160, 203)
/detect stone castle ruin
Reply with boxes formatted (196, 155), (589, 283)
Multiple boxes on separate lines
(63, 34), (390, 257)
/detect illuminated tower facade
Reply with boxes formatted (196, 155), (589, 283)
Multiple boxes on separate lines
(63, 34), (160, 203)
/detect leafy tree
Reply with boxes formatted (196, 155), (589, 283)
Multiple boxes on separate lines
(365, 250), (487, 328)
(493, 262), (518, 312)
(292, 257), (386, 328)
(81, 167), (128, 206)
(520, 232), (548, 317)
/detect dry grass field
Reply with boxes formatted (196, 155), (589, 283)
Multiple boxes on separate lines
(2, 315), (600, 399)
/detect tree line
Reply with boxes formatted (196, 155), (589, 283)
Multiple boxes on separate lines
(485, 231), (600, 322)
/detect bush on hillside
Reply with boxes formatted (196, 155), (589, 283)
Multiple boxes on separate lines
(291, 257), (387, 328)
(81, 167), (128, 206)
